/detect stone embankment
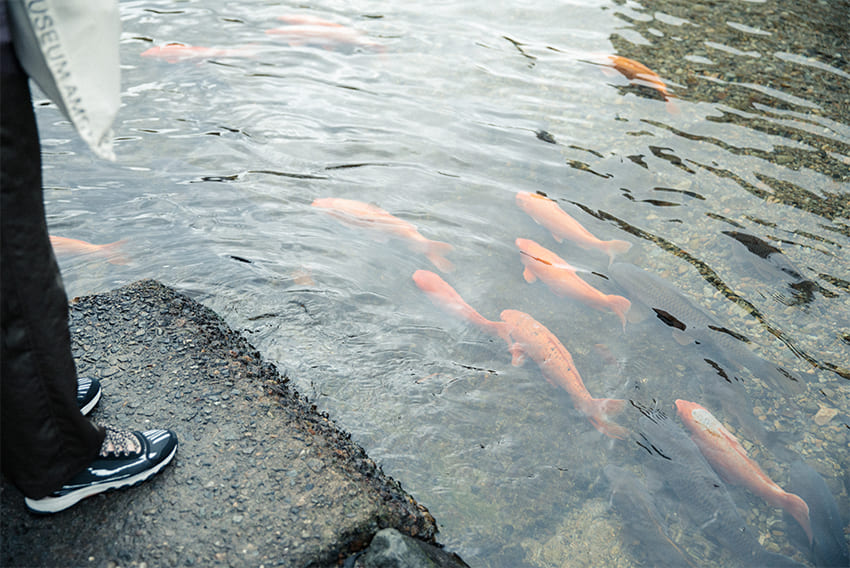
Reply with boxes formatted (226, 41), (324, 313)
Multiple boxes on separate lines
(0, 279), (468, 568)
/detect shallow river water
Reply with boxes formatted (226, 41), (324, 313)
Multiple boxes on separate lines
(39, 0), (848, 566)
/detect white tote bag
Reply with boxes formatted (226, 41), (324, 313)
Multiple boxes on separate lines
(7, 0), (121, 160)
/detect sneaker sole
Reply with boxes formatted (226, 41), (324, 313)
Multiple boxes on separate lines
(24, 443), (178, 514)
(79, 387), (102, 416)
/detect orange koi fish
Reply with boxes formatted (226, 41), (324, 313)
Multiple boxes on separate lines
(49, 236), (129, 265)
(675, 399), (813, 544)
(516, 238), (631, 330)
(605, 55), (678, 113)
(412, 270), (509, 341)
(141, 43), (251, 63)
(311, 198), (454, 272)
(500, 309), (628, 439)
(515, 192), (631, 264)
(607, 55), (670, 99)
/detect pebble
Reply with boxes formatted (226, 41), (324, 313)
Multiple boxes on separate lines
(813, 405), (838, 425)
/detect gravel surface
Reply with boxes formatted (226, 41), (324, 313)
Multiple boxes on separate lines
(1, 279), (452, 567)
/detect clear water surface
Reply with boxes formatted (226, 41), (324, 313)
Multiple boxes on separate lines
(38, 0), (848, 566)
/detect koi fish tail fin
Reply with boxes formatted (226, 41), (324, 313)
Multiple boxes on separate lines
(586, 398), (629, 439)
(588, 414), (630, 440)
(102, 239), (131, 265)
(607, 294), (632, 332)
(782, 492), (813, 546)
(425, 241), (454, 273)
(605, 239), (632, 265)
(665, 98), (680, 115)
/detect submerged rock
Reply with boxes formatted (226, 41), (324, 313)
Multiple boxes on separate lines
(352, 528), (470, 568)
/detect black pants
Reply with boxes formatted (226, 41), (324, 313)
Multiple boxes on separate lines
(1, 19), (104, 499)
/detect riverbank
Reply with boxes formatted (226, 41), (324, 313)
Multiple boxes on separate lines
(0, 279), (467, 567)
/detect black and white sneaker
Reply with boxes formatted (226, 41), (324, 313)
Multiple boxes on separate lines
(76, 377), (102, 415)
(24, 427), (178, 514)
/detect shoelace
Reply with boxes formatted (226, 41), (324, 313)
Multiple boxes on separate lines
(99, 426), (142, 457)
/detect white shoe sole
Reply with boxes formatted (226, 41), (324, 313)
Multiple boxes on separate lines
(24, 443), (177, 514)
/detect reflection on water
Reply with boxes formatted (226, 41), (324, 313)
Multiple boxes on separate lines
(41, 0), (848, 565)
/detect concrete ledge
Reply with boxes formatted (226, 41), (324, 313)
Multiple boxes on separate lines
(1, 279), (457, 567)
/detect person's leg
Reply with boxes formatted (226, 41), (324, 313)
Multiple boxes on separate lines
(0, 31), (105, 500)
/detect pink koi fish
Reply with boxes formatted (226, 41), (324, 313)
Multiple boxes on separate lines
(141, 43), (252, 63)
(516, 238), (631, 330)
(412, 270), (509, 341)
(500, 309), (628, 439)
(515, 192), (631, 264)
(266, 15), (379, 50)
(49, 236), (129, 265)
(312, 198), (454, 273)
(675, 399), (812, 545)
